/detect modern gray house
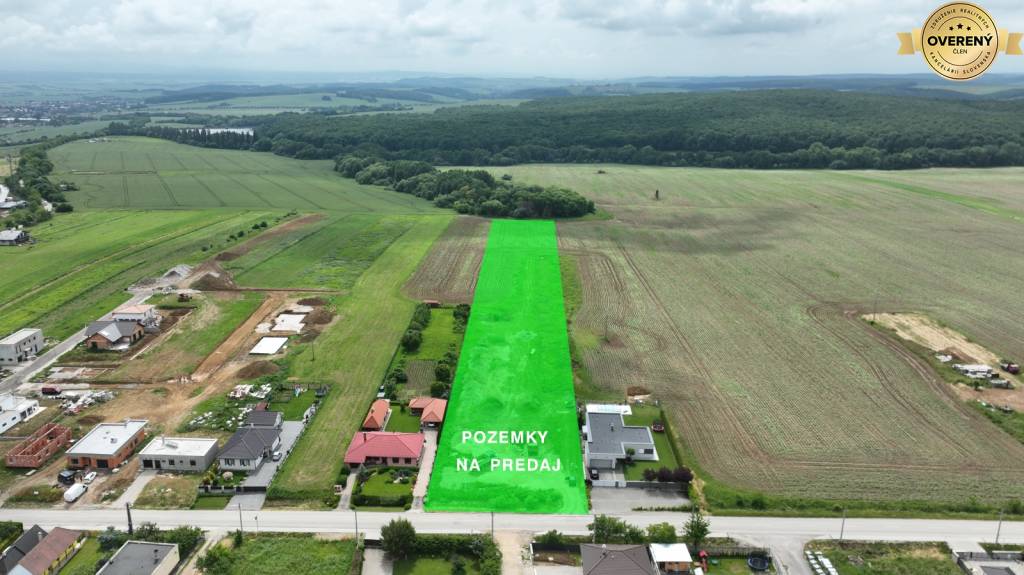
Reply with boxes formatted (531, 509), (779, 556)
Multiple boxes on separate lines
(0, 329), (43, 364)
(583, 405), (658, 470)
(97, 541), (179, 575)
(139, 437), (218, 472)
(244, 410), (282, 429)
(217, 426), (281, 472)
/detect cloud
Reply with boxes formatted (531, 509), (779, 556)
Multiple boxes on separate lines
(556, 0), (841, 36)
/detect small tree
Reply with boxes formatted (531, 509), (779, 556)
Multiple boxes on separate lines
(642, 468), (658, 482)
(232, 529), (243, 547)
(645, 522), (677, 544)
(625, 447), (635, 464)
(683, 508), (711, 551)
(435, 362), (452, 383)
(401, 329), (422, 352)
(381, 518), (417, 560)
(588, 515), (645, 544)
(197, 545), (235, 574)
(430, 380), (448, 398)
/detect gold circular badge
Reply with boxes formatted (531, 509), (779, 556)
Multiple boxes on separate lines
(922, 2), (999, 80)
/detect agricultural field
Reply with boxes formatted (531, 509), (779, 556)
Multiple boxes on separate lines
(49, 137), (437, 213)
(0, 209), (277, 340)
(268, 214), (451, 504)
(404, 216), (489, 304)
(0, 120), (111, 145)
(446, 164), (1024, 509)
(230, 214), (421, 290)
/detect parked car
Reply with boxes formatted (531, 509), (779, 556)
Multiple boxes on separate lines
(57, 470), (76, 486)
(272, 451), (282, 462)
(83, 471), (97, 485)
(652, 420), (665, 433)
(63, 483), (87, 503)
(41, 386), (61, 396)
(588, 468), (600, 481)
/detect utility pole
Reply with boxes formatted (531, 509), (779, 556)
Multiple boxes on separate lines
(238, 503), (243, 534)
(996, 508), (1005, 545)
(839, 508), (847, 542)
(125, 503), (134, 535)
(490, 511), (495, 537)
(255, 515), (259, 536)
(353, 509), (359, 541)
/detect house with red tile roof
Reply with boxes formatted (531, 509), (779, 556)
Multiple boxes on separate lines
(10, 527), (83, 575)
(408, 397), (447, 426)
(361, 399), (391, 431)
(344, 432), (424, 468)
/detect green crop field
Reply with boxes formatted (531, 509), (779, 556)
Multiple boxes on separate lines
(268, 214), (451, 504)
(230, 214), (421, 290)
(49, 137), (437, 213)
(0, 210), (277, 339)
(421, 164), (1024, 510)
(0, 120), (111, 144)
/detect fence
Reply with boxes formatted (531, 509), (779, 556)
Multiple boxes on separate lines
(624, 481), (687, 491)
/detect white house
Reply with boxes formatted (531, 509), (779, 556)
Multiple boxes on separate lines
(0, 329), (43, 364)
(111, 304), (158, 327)
(139, 436), (218, 472)
(0, 394), (40, 433)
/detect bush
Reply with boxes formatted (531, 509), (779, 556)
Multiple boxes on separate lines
(672, 467), (694, 484)
(412, 303), (431, 327)
(657, 467), (673, 482)
(401, 330), (422, 352)
(536, 530), (564, 546)
(430, 380), (448, 398)
(642, 468), (657, 482)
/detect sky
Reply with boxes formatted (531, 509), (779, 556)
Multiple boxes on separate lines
(1, 0), (1023, 78)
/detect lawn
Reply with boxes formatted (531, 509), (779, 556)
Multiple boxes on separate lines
(269, 389), (320, 421)
(361, 469), (415, 498)
(623, 405), (681, 480)
(192, 495), (231, 510)
(0, 210), (277, 340)
(51, 137), (437, 214)
(401, 307), (462, 360)
(268, 215), (450, 505)
(708, 557), (774, 574)
(58, 537), (104, 575)
(199, 534), (356, 575)
(394, 557), (481, 575)
(133, 475), (201, 509)
(806, 541), (960, 575)
(386, 407), (422, 432)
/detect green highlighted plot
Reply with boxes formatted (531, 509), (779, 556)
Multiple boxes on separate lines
(425, 219), (588, 514)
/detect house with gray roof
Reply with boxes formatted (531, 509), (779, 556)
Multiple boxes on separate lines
(583, 405), (658, 470)
(84, 320), (143, 351)
(217, 426), (280, 472)
(580, 544), (659, 575)
(244, 410), (282, 429)
(0, 525), (47, 575)
(97, 541), (179, 575)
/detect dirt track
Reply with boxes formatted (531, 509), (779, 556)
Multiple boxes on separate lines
(191, 292), (286, 382)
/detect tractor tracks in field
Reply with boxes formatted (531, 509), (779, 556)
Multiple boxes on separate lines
(612, 239), (777, 475)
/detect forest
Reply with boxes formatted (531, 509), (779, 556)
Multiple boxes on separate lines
(247, 90), (1024, 169)
(335, 156), (595, 218)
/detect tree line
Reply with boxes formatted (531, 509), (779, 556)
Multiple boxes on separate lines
(243, 90), (1024, 169)
(336, 156), (595, 218)
(3, 137), (77, 229)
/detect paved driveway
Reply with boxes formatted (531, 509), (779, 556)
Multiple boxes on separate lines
(411, 429), (437, 510)
(242, 421), (304, 489)
(362, 548), (392, 575)
(590, 487), (689, 514)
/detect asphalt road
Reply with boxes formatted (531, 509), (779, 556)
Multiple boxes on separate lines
(0, 508), (1019, 547)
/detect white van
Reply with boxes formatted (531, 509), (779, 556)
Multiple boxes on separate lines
(63, 483), (87, 503)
